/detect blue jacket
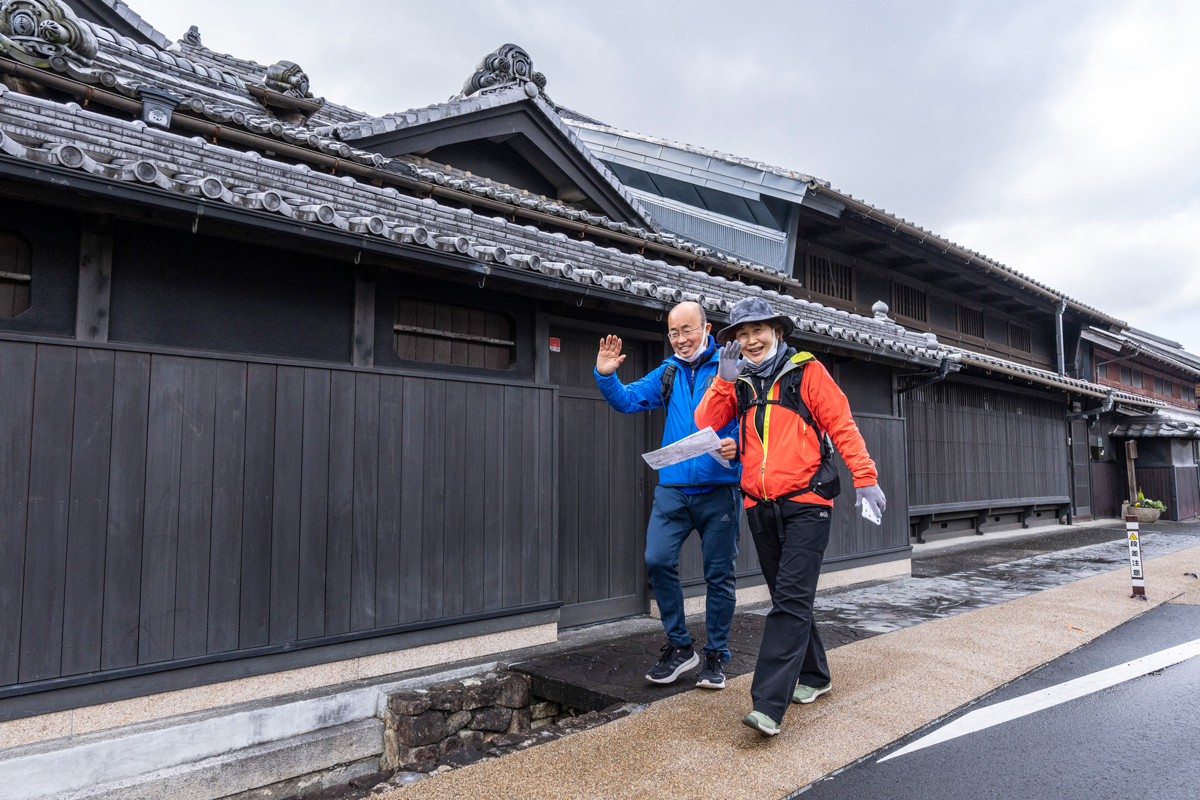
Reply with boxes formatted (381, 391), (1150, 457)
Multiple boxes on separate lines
(594, 336), (740, 488)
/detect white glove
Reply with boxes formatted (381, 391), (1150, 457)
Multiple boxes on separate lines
(856, 484), (886, 523)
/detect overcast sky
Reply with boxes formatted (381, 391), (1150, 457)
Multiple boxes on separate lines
(133, 0), (1200, 352)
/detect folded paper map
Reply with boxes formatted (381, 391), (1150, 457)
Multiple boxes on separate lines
(642, 427), (724, 471)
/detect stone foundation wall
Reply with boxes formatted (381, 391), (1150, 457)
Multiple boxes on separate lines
(380, 671), (581, 771)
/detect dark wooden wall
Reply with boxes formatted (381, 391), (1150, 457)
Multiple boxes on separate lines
(1091, 460), (1125, 519)
(550, 326), (650, 626)
(906, 379), (1070, 512)
(1177, 466), (1200, 521)
(0, 338), (554, 690)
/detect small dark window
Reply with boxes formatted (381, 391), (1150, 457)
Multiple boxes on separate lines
(956, 305), (985, 339)
(1153, 377), (1163, 394)
(805, 253), (853, 302)
(394, 298), (513, 368)
(1132, 370), (1143, 389)
(0, 231), (31, 319)
(1007, 323), (1032, 353)
(1120, 366), (1132, 385)
(1097, 362), (1107, 380)
(892, 282), (928, 322)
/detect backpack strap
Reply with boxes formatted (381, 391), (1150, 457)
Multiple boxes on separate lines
(660, 362), (678, 408)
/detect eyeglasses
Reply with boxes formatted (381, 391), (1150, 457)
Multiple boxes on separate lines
(667, 324), (704, 341)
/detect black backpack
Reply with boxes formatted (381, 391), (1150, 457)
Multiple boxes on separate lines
(734, 355), (841, 501)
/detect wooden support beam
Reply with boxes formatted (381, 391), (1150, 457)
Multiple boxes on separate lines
(352, 275), (376, 367)
(782, 204), (802, 279)
(75, 218), (112, 343)
(534, 310), (550, 384)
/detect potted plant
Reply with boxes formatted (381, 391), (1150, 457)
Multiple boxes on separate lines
(1122, 490), (1165, 523)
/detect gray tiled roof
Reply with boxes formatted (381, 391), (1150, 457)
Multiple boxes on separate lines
(1110, 407), (1200, 438)
(565, 119), (1122, 326)
(945, 346), (1162, 409)
(87, 0), (172, 50)
(0, 86), (952, 369)
(330, 88), (664, 235)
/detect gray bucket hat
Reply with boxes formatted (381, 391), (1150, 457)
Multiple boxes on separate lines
(715, 297), (795, 345)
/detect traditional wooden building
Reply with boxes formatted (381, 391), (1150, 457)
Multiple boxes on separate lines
(1078, 326), (1200, 520)
(0, 0), (1196, 742)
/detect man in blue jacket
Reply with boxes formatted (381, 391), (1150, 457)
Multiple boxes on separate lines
(594, 301), (742, 689)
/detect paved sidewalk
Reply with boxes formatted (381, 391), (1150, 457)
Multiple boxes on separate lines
(511, 521), (1199, 706)
(378, 544), (1200, 799)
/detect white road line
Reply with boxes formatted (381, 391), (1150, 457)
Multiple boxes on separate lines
(878, 636), (1200, 763)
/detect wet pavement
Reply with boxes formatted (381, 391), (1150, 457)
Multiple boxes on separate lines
(805, 523), (1200, 635)
(512, 521), (1200, 709)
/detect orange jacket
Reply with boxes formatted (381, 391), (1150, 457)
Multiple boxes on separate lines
(695, 352), (878, 508)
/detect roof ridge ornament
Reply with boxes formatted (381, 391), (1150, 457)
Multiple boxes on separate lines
(457, 43), (546, 100)
(264, 59), (313, 99)
(183, 25), (201, 47)
(0, 0), (98, 67)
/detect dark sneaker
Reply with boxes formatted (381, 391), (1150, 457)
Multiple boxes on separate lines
(645, 642), (699, 684)
(696, 653), (726, 689)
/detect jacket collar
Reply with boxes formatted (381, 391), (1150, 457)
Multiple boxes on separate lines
(669, 335), (718, 368)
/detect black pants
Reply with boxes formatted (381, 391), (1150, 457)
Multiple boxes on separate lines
(748, 500), (832, 723)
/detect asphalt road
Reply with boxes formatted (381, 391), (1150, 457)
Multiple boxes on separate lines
(797, 602), (1200, 800)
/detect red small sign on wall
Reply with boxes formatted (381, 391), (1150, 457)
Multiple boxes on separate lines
(549, 337), (561, 353)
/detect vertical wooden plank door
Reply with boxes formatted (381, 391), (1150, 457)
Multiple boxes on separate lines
(1070, 419), (1093, 520)
(551, 327), (651, 627)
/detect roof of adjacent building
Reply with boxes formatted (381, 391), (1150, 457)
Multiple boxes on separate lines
(564, 119), (1125, 327)
(1110, 407), (1200, 439)
(1081, 327), (1200, 378)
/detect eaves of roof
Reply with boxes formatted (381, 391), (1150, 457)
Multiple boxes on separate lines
(948, 346), (1161, 407)
(1109, 406), (1200, 439)
(0, 88), (951, 370)
(329, 88), (665, 235)
(564, 120), (1125, 329)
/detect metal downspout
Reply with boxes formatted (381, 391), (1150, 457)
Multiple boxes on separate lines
(1056, 298), (1067, 377)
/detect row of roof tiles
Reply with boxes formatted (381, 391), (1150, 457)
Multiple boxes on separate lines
(0, 87), (949, 368)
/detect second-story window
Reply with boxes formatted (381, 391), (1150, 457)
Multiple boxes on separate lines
(1008, 323), (1032, 353)
(394, 298), (514, 369)
(1132, 369), (1143, 389)
(1120, 366), (1132, 385)
(0, 230), (32, 319)
(956, 305), (985, 339)
(1097, 362), (1107, 380)
(805, 254), (853, 302)
(892, 282), (928, 323)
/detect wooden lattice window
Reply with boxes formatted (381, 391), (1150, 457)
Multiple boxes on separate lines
(956, 305), (984, 339)
(892, 282), (927, 322)
(1008, 323), (1032, 353)
(0, 231), (31, 319)
(804, 253), (853, 302)
(395, 298), (514, 369)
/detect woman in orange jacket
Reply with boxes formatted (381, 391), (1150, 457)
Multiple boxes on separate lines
(695, 297), (887, 735)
